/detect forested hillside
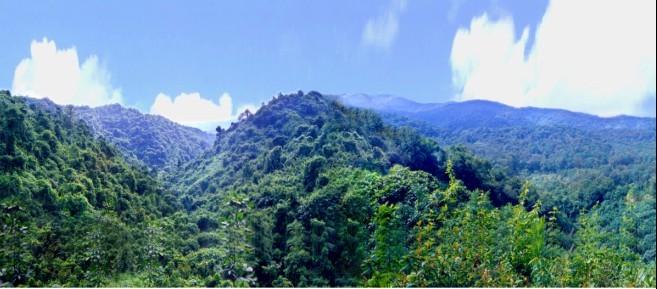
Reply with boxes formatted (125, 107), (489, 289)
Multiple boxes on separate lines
(0, 91), (180, 286)
(1, 90), (655, 287)
(339, 94), (657, 261)
(162, 91), (655, 287)
(24, 98), (214, 170)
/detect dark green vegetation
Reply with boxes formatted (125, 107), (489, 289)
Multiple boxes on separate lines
(1, 90), (655, 287)
(340, 94), (657, 262)
(0, 90), (179, 286)
(26, 97), (214, 170)
(73, 103), (214, 170)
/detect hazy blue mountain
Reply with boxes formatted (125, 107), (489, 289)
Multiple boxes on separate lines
(24, 97), (214, 170)
(337, 94), (656, 131)
(336, 93), (444, 113)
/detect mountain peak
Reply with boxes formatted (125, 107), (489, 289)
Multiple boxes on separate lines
(73, 103), (214, 169)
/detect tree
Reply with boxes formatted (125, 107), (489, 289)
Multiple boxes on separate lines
(250, 211), (276, 286)
(283, 220), (310, 286)
(365, 204), (405, 287)
(220, 192), (255, 286)
(303, 156), (326, 192)
(264, 146), (283, 173)
(0, 204), (37, 286)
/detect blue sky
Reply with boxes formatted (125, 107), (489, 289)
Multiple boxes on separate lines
(1, 0), (654, 129)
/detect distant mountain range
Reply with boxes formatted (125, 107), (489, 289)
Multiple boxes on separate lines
(337, 93), (656, 131)
(336, 94), (656, 176)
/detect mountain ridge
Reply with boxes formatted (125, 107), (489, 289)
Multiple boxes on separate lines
(2, 90), (655, 287)
(21, 96), (214, 170)
(0, 91), (178, 286)
(337, 93), (656, 131)
(339, 92), (656, 239)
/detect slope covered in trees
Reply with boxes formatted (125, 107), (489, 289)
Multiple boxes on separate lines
(161, 91), (654, 287)
(25, 97), (214, 170)
(1, 90), (655, 287)
(0, 91), (180, 286)
(339, 94), (657, 261)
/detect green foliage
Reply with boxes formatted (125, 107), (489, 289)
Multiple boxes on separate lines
(2, 90), (654, 287)
(365, 204), (405, 287)
(52, 100), (214, 170)
(0, 92), (178, 286)
(386, 107), (656, 259)
(303, 156), (326, 192)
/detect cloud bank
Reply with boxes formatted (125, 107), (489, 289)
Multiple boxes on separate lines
(149, 92), (257, 130)
(450, 0), (656, 117)
(12, 38), (122, 107)
(362, 0), (408, 50)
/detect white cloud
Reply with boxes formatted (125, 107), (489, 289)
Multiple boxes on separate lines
(12, 38), (122, 107)
(149, 92), (257, 130)
(450, 0), (656, 117)
(362, 0), (408, 50)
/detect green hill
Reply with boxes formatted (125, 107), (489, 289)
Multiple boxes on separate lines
(24, 97), (214, 170)
(340, 94), (656, 260)
(164, 91), (654, 287)
(1, 90), (654, 287)
(0, 91), (179, 286)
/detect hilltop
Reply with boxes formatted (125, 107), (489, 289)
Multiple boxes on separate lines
(22, 97), (214, 170)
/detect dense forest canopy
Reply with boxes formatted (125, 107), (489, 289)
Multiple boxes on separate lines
(0, 90), (179, 286)
(338, 94), (656, 259)
(24, 97), (214, 171)
(375, 108), (656, 257)
(1, 90), (655, 287)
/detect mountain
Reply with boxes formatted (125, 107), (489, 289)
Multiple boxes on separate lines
(339, 93), (656, 257)
(171, 90), (450, 195)
(24, 97), (214, 170)
(336, 93), (444, 113)
(171, 91), (515, 203)
(166, 91), (537, 286)
(0, 91), (179, 286)
(2, 90), (655, 287)
(166, 91), (654, 287)
(337, 94), (656, 131)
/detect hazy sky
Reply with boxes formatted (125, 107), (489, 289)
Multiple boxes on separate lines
(1, 0), (654, 129)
